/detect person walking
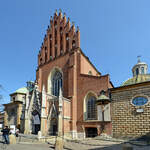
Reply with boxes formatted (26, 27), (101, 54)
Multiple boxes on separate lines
(15, 128), (19, 137)
(1, 126), (10, 144)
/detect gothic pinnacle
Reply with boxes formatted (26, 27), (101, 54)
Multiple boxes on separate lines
(59, 8), (62, 13)
(77, 26), (80, 32)
(50, 16), (53, 20)
(55, 9), (57, 15)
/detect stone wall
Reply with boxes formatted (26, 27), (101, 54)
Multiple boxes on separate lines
(111, 84), (150, 138)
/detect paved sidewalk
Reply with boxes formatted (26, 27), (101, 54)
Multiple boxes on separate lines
(0, 143), (50, 150)
(0, 135), (150, 150)
(0, 140), (150, 150)
(64, 139), (150, 150)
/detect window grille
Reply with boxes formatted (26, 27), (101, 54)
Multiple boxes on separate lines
(52, 71), (62, 96)
(87, 96), (97, 120)
(141, 67), (144, 74)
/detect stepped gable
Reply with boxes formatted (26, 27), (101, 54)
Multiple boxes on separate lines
(38, 9), (80, 67)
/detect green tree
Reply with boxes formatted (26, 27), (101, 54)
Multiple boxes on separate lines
(0, 84), (3, 100)
(0, 84), (4, 111)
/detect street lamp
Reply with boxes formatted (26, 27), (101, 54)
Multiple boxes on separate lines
(26, 81), (34, 92)
(96, 90), (110, 134)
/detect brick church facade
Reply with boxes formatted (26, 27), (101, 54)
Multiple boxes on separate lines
(35, 10), (113, 138)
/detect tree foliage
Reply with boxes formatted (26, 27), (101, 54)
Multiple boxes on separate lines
(0, 84), (2, 100)
(0, 84), (4, 111)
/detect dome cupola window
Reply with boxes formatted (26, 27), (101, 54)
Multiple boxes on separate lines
(141, 67), (144, 74)
(132, 56), (148, 77)
(136, 68), (139, 76)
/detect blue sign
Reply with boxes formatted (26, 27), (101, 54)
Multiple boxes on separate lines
(132, 97), (148, 106)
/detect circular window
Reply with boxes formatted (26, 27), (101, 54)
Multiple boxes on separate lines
(132, 97), (148, 106)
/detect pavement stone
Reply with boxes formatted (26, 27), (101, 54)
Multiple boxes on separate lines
(0, 136), (150, 150)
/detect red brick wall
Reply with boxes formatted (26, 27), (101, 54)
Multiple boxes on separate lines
(36, 11), (113, 136)
(75, 52), (112, 135)
(36, 49), (112, 135)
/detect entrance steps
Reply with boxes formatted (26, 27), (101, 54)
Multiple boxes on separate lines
(18, 134), (73, 144)
(38, 136), (57, 143)
(17, 134), (39, 143)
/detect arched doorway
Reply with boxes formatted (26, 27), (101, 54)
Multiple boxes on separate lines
(50, 118), (58, 136)
(32, 110), (41, 134)
(48, 104), (58, 136)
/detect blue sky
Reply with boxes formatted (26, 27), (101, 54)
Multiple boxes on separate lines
(1, 0), (150, 104)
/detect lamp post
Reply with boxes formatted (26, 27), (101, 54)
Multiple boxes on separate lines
(96, 90), (110, 134)
(26, 81), (35, 92)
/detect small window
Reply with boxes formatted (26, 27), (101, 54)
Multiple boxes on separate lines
(40, 58), (42, 64)
(13, 97), (15, 101)
(60, 45), (63, 54)
(49, 34), (52, 40)
(55, 39), (57, 44)
(136, 68), (139, 75)
(54, 21), (57, 28)
(55, 29), (57, 38)
(45, 53), (47, 62)
(55, 48), (57, 57)
(60, 27), (63, 34)
(45, 47), (47, 62)
(50, 49), (52, 57)
(60, 35), (63, 41)
(66, 41), (69, 51)
(11, 108), (15, 115)
(50, 40), (52, 48)
(66, 33), (69, 40)
(72, 40), (76, 49)
(88, 71), (92, 75)
(141, 67), (144, 74)
(132, 97), (148, 106)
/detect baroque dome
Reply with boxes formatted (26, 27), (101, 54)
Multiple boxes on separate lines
(122, 58), (150, 86)
(122, 74), (150, 86)
(14, 87), (28, 94)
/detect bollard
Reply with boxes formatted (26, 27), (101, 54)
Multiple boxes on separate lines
(55, 136), (64, 150)
(38, 131), (42, 139)
(9, 134), (16, 144)
(122, 143), (133, 150)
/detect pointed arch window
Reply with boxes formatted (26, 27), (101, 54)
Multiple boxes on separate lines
(87, 96), (97, 120)
(72, 40), (76, 49)
(40, 58), (42, 64)
(54, 21), (57, 28)
(66, 33), (69, 51)
(55, 47), (57, 57)
(52, 71), (62, 96)
(60, 27), (63, 34)
(45, 47), (47, 62)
